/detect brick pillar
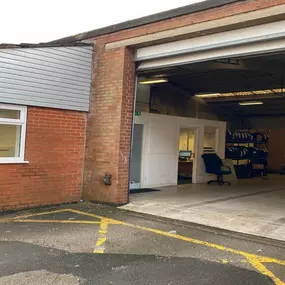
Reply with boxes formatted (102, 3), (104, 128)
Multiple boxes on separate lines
(83, 41), (135, 205)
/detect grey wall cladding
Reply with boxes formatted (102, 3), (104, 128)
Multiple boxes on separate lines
(0, 45), (93, 112)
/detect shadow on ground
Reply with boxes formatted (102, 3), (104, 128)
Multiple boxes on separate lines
(0, 241), (274, 285)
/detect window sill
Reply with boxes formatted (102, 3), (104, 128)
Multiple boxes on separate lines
(0, 160), (29, 164)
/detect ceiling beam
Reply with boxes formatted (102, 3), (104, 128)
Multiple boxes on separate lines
(204, 93), (285, 102)
(166, 82), (240, 121)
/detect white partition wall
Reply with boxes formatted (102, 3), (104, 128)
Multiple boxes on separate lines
(134, 113), (226, 188)
(146, 120), (179, 187)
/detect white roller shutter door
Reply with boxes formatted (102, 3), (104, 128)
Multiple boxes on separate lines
(136, 20), (285, 71)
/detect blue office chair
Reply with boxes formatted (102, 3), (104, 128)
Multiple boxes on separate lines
(202, 153), (232, 185)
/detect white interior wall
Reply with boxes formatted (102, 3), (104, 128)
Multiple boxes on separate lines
(204, 133), (215, 148)
(204, 127), (218, 149)
(135, 113), (226, 188)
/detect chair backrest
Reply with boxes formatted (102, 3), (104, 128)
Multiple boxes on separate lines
(202, 153), (223, 174)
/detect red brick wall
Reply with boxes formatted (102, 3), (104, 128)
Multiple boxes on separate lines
(83, 43), (135, 205)
(0, 107), (86, 211)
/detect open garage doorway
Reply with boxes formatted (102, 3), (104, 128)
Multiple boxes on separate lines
(124, 50), (285, 241)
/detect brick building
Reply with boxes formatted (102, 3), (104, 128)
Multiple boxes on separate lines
(2, 0), (285, 210)
(0, 44), (93, 210)
(54, 0), (285, 205)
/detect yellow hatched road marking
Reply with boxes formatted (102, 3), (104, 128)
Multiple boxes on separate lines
(11, 209), (70, 219)
(0, 209), (70, 222)
(67, 209), (122, 225)
(1, 208), (284, 285)
(70, 209), (285, 285)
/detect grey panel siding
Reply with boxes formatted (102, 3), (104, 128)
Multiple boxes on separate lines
(0, 45), (93, 111)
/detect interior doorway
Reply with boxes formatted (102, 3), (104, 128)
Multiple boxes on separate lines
(129, 124), (144, 191)
(178, 128), (197, 185)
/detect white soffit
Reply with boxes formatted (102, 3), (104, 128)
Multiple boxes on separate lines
(137, 20), (285, 71)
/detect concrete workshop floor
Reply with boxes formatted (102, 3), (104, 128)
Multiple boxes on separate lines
(121, 175), (285, 241)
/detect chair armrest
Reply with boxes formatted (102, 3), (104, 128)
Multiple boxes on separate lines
(221, 165), (231, 172)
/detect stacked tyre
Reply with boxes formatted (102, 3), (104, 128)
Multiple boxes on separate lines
(226, 130), (254, 142)
(225, 146), (249, 159)
(248, 147), (268, 159)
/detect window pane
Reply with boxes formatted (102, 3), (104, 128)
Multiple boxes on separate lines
(0, 124), (21, 157)
(0, 109), (20, 119)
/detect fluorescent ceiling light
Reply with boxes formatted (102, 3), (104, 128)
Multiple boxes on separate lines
(195, 93), (221, 98)
(195, 88), (284, 99)
(239, 101), (264, 106)
(139, 78), (168, 85)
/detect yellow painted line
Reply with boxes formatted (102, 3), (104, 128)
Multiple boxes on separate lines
(124, 223), (285, 285)
(2, 208), (284, 284)
(13, 219), (102, 224)
(67, 209), (122, 225)
(65, 209), (285, 263)
(93, 249), (104, 254)
(69, 209), (285, 284)
(247, 256), (285, 285)
(0, 209), (120, 225)
(1, 209), (71, 222)
(260, 257), (285, 266)
(95, 237), (107, 246)
(99, 221), (108, 234)
(128, 223), (253, 256)
(128, 223), (285, 264)
(16, 208), (285, 268)
(93, 219), (109, 254)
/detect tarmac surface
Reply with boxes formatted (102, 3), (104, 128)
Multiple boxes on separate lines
(0, 202), (284, 285)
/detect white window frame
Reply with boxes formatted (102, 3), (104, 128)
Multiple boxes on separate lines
(0, 103), (28, 164)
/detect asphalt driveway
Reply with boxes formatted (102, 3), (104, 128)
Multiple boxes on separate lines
(0, 203), (284, 285)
